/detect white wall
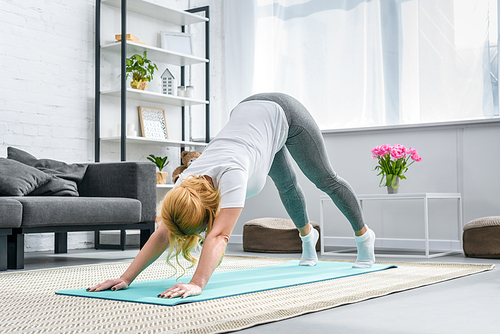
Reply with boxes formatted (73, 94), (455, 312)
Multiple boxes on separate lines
(0, 0), (95, 161)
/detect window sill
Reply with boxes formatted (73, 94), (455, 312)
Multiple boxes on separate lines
(321, 116), (500, 135)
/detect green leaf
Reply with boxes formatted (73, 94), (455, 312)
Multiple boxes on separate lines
(378, 175), (386, 187)
(386, 174), (393, 186)
(147, 154), (169, 171)
(125, 51), (157, 82)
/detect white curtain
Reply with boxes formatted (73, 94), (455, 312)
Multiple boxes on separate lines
(224, 0), (497, 130)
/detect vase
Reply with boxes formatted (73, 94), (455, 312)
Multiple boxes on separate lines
(156, 171), (169, 184)
(387, 177), (400, 194)
(130, 80), (148, 90)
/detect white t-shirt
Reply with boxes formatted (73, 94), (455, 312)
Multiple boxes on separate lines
(175, 100), (289, 208)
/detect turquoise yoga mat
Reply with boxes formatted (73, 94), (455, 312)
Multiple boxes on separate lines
(56, 260), (396, 306)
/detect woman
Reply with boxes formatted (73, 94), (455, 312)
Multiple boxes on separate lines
(88, 93), (376, 299)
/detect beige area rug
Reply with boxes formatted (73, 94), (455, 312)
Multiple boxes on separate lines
(0, 256), (494, 334)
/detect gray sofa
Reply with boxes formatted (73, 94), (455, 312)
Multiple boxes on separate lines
(0, 147), (156, 270)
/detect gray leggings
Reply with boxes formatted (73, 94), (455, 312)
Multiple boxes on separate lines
(241, 93), (365, 231)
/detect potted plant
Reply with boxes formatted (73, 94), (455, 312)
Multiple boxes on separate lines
(126, 51), (158, 90)
(371, 144), (422, 194)
(147, 154), (169, 184)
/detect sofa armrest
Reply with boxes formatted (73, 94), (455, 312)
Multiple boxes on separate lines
(78, 162), (156, 222)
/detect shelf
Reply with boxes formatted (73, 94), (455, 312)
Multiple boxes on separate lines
(101, 136), (208, 147)
(157, 184), (175, 189)
(102, 0), (208, 25)
(101, 88), (208, 106)
(101, 42), (208, 66)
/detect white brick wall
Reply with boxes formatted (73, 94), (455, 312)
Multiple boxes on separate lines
(0, 0), (95, 162)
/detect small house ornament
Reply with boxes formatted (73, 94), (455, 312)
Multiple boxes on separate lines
(161, 68), (176, 95)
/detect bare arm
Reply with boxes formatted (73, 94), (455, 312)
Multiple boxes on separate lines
(159, 207), (242, 298)
(88, 223), (170, 291)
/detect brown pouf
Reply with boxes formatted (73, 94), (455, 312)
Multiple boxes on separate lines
(243, 218), (320, 253)
(463, 216), (500, 259)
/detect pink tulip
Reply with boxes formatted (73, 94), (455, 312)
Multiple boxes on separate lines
(390, 145), (406, 159)
(379, 145), (391, 156)
(411, 153), (422, 162)
(406, 147), (418, 155)
(371, 145), (387, 158)
(371, 146), (381, 158)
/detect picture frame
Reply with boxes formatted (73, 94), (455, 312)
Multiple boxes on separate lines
(160, 31), (193, 55)
(138, 107), (169, 140)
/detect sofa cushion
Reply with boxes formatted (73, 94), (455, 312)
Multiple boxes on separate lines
(28, 175), (79, 196)
(7, 147), (88, 196)
(0, 198), (22, 228)
(8, 147), (88, 183)
(0, 158), (52, 196)
(16, 197), (142, 227)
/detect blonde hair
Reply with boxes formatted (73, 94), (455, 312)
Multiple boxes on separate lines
(161, 175), (220, 277)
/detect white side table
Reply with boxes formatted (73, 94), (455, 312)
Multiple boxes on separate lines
(319, 193), (463, 258)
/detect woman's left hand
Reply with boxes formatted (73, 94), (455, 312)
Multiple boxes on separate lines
(158, 282), (203, 299)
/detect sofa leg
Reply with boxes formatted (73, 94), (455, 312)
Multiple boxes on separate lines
(140, 222), (155, 249)
(0, 235), (7, 271)
(94, 229), (128, 251)
(7, 232), (24, 269)
(55, 232), (68, 253)
(119, 229), (126, 251)
(94, 231), (100, 249)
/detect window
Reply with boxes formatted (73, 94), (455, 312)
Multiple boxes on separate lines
(224, 0), (500, 130)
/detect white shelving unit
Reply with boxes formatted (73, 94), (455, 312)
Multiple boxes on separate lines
(94, 1), (210, 248)
(95, 0), (210, 162)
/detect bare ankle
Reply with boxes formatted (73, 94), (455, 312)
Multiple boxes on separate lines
(355, 225), (367, 237)
(298, 223), (312, 237)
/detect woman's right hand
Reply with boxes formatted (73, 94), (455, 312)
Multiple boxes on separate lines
(86, 224), (170, 293)
(86, 278), (129, 292)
